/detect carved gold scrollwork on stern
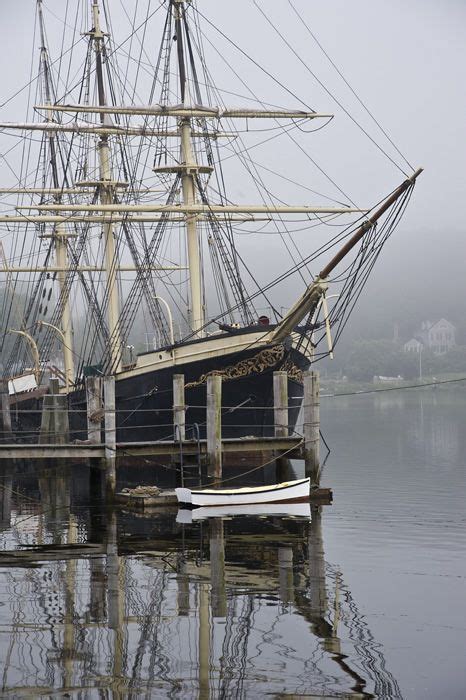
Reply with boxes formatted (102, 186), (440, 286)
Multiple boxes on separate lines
(282, 360), (304, 384)
(184, 344), (285, 389)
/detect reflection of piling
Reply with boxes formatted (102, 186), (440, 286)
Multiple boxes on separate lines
(63, 516), (77, 689)
(107, 510), (121, 628)
(177, 553), (190, 616)
(106, 510), (124, 684)
(304, 371), (320, 486)
(198, 582), (210, 699)
(209, 518), (226, 617)
(38, 466), (71, 532)
(308, 506), (327, 616)
(308, 505), (341, 653)
(207, 375), (222, 485)
(88, 512), (107, 621)
(278, 546), (295, 605)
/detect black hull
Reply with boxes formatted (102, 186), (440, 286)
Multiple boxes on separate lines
(11, 342), (309, 443)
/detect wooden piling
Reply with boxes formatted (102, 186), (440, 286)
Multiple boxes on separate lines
(0, 470), (12, 527)
(274, 371), (294, 482)
(206, 375), (222, 485)
(273, 371), (288, 438)
(49, 377), (60, 395)
(0, 379), (13, 442)
(85, 376), (103, 444)
(303, 370), (320, 486)
(173, 374), (186, 441)
(38, 378), (59, 444)
(86, 376), (103, 495)
(39, 395), (53, 444)
(103, 376), (116, 500)
(52, 394), (69, 445)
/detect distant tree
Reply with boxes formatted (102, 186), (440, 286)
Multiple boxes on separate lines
(432, 346), (466, 374)
(344, 340), (404, 381)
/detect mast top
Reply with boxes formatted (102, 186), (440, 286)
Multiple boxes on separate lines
(84, 0), (108, 39)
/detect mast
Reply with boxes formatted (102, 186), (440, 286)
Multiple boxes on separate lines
(37, 0), (75, 387)
(172, 0), (205, 337)
(90, 0), (122, 371)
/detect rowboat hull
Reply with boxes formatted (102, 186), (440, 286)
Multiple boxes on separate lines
(175, 477), (310, 507)
(176, 502), (312, 522)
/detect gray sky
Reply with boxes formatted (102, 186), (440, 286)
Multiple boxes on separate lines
(0, 0), (464, 323)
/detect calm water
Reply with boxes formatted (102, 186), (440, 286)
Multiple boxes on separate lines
(0, 388), (465, 698)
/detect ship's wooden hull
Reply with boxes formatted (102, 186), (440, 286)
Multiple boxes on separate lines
(9, 336), (310, 443)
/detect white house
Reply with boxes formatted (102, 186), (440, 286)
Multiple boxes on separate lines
(423, 319), (456, 354)
(403, 337), (424, 353)
(403, 319), (456, 355)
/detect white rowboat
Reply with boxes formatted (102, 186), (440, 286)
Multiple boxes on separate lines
(175, 477), (310, 508)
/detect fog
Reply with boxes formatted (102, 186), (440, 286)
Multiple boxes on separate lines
(0, 0), (464, 344)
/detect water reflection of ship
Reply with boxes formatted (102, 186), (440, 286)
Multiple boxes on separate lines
(0, 467), (401, 698)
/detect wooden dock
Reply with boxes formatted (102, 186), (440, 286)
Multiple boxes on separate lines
(0, 436), (303, 460)
(0, 370), (329, 503)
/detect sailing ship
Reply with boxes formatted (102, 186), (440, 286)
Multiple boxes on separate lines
(0, 1), (421, 443)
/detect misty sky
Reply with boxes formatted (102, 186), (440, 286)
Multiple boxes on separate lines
(0, 0), (464, 328)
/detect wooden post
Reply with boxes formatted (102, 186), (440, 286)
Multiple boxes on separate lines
(39, 395), (53, 444)
(274, 371), (293, 482)
(52, 394), (69, 445)
(85, 376), (102, 444)
(0, 470), (12, 527)
(103, 376), (116, 501)
(206, 375), (222, 484)
(173, 374), (186, 441)
(303, 370), (320, 486)
(0, 379), (13, 443)
(273, 371), (288, 438)
(49, 377), (60, 395)
(86, 376), (103, 495)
